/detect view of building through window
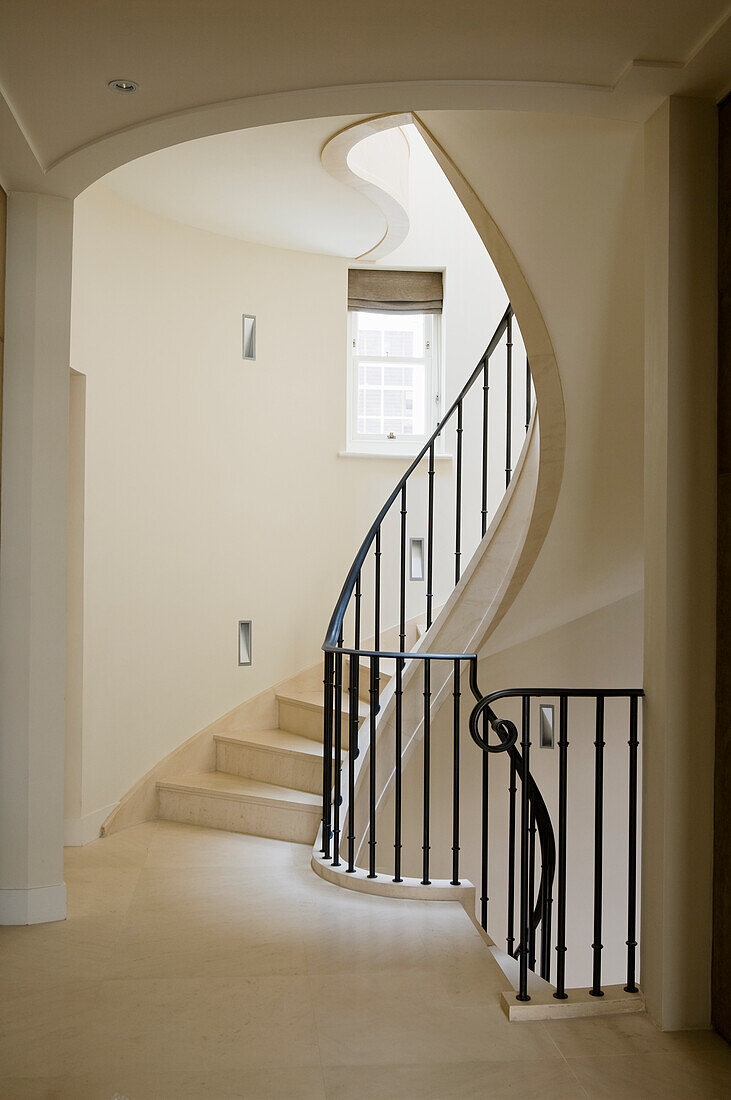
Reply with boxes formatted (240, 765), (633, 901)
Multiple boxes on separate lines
(351, 310), (434, 440)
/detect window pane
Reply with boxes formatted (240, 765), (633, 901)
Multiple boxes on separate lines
(365, 363), (382, 386)
(355, 311), (425, 358)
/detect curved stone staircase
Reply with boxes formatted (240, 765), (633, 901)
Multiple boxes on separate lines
(154, 674), (385, 845)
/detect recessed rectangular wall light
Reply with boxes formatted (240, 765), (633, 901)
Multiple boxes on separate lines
(539, 704), (554, 749)
(238, 620), (252, 666)
(410, 538), (425, 581)
(242, 315), (256, 360)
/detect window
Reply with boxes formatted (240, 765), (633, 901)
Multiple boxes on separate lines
(347, 309), (441, 453)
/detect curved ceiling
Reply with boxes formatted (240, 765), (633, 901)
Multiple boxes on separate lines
(100, 116), (387, 257)
(0, 2), (729, 196)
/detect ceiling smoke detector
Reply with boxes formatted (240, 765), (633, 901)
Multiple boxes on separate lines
(108, 79), (139, 93)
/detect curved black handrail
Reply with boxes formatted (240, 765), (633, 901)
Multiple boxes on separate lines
(323, 303), (513, 653)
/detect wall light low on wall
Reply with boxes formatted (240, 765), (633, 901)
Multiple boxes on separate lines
(238, 621), (252, 666)
(242, 315), (256, 360)
(410, 538), (425, 581)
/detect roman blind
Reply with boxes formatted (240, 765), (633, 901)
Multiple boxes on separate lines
(348, 269), (443, 314)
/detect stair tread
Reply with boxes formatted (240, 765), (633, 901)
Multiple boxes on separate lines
(277, 688), (370, 718)
(158, 772), (321, 808)
(215, 727), (338, 757)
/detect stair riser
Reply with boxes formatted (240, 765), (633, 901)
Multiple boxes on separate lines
(157, 788), (320, 844)
(345, 659), (393, 704)
(278, 699), (356, 745)
(216, 740), (322, 795)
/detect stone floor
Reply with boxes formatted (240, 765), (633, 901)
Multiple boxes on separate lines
(0, 821), (728, 1098)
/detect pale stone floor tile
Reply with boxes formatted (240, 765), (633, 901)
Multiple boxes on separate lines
(0, 822), (726, 1097)
(309, 970), (562, 1067)
(83, 975), (321, 1075)
(322, 1058), (587, 1099)
(567, 1046), (731, 1099)
(0, 1067), (327, 1099)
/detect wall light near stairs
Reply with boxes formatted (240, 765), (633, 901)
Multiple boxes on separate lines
(238, 620), (252, 665)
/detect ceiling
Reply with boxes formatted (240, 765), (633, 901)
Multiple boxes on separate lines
(0, 1), (729, 196)
(100, 117), (386, 258)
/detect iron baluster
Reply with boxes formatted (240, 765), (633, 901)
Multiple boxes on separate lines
(517, 694), (531, 1001)
(346, 651), (358, 873)
(455, 400), (463, 585)
(394, 654), (404, 882)
(590, 695), (605, 996)
(426, 442), (435, 630)
(481, 356), (489, 538)
(625, 694), (639, 993)
(421, 659), (431, 885)
(506, 311), (513, 487)
(321, 651), (334, 859)
(451, 659), (461, 885)
(367, 655), (377, 878)
(554, 694), (569, 998)
(332, 641), (343, 866)
(506, 757), (517, 956)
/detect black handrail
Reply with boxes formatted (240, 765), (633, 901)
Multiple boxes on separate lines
(323, 303), (514, 652)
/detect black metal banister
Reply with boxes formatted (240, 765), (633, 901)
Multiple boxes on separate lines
(317, 296), (642, 1010)
(323, 304), (513, 652)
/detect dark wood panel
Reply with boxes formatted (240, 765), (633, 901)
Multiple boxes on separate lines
(713, 93), (731, 1043)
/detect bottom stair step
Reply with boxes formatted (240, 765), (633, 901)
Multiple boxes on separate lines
(157, 772), (321, 844)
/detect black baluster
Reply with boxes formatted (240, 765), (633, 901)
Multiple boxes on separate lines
(332, 640), (343, 865)
(394, 653), (404, 883)
(540, 863), (553, 984)
(426, 442), (435, 630)
(528, 804), (537, 971)
(481, 357), (489, 538)
(455, 400), (463, 585)
(354, 569), (361, 654)
(321, 651), (334, 859)
(505, 312), (513, 488)
(374, 526), (381, 711)
(525, 356), (531, 434)
(590, 695), (605, 996)
(422, 660), (431, 885)
(480, 717), (489, 929)
(625, 694), (640, 993)
(554, 694), (569, 998)
(507, 756), (517, 955)
(517, 694), (531, 1001)
(367, 654), (377, 878)
(451, 659), (461, 885)
(346, 648), (358, 873)
(399, 486), (407, 653)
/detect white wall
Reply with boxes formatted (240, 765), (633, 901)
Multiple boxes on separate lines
(69, 138), (505, 825)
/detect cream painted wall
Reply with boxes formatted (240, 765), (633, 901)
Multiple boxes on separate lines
(420, 110), (645, 651)
(70, 161), (505, 823)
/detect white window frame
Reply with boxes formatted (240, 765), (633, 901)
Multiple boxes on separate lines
(346, 310), (444, 456)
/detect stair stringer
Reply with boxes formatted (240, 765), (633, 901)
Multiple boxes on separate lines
(312, 409), (559, 894)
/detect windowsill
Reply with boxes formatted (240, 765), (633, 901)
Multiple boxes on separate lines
(338, 449), (454, 461)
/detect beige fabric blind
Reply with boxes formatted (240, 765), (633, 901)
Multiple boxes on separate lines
(348, 269), (443, 314)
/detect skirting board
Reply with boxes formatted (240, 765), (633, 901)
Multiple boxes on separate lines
(0, 883), (67, 925)
(64, 802), (117, 846)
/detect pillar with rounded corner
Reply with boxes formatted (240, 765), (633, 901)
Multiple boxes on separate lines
(642, 96), (717, 1030)
(0, 193), (73, 924)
